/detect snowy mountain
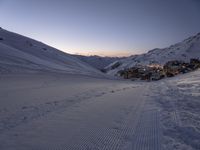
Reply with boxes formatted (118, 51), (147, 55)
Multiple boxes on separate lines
(105, 32), (200, 75)
(0, 28), (103, 76)
(74, 55), (123, 70)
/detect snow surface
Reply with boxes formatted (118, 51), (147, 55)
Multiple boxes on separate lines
(151, 70), (200, 150)
(105, 32), (200, 75)
(0, 28), (103, 77)
(0, 70), (199, 149)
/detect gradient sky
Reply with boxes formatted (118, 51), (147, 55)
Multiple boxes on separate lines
(0, 0), (200, 56)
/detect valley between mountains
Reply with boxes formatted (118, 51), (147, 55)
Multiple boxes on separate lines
(0, 28), (200, 150)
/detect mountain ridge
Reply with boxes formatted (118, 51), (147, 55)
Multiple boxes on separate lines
(0, 28), (103, 77)
(74, 54), (125, 70)
(105, 32), (200, 75)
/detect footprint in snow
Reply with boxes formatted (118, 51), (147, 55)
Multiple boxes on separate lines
(21, 106), (28, 110)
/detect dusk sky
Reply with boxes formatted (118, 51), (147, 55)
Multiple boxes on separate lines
(0, 0), (200, 56)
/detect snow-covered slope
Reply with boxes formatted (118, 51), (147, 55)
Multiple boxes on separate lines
(74, 55), (123, 70)
(153, 69), (200, 150)
(106, 32), (200, 75)
(0, 28), (102, 76)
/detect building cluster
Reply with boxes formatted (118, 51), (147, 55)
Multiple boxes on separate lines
(118, 58), (200, 81)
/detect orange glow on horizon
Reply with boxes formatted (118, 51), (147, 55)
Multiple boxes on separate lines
(65, 50), (134, 57)
(36, 37), (141, 57)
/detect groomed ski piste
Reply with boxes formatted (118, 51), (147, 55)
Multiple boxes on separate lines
(0, 70), (200, 150)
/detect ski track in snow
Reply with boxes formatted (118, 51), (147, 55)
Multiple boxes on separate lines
(0, 73), (168, 150)
(132, 109), (162, 150)
(0, 86), (134, 135)
(0, 77), (164, 150)
(50, 87), (141, 150)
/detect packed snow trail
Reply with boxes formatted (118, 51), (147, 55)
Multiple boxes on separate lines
(0, 74), (162, 150)
(131, 110), (162, 150)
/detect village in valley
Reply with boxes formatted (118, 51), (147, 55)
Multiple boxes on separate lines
(118, 58), (200, 81)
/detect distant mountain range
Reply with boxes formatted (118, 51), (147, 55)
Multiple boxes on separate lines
(105, 32), (200, 76)
(73, 55), (124, 70)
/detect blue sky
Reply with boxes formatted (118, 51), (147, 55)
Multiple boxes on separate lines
(0, 0), (200, 56)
